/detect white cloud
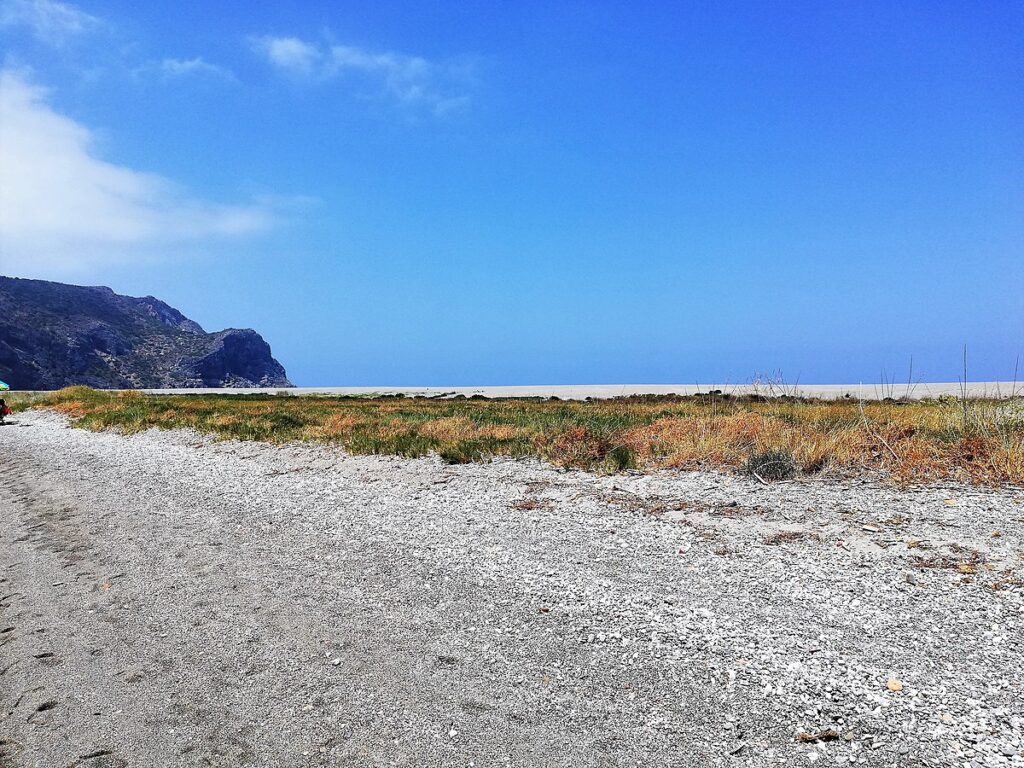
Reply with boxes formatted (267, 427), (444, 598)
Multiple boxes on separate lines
(252, 35), (473, 115)
(251, 36), (321, 76)
(158, 57), (235, 82)
(0, 69), (275, 276)
(0, 0), (100, 44)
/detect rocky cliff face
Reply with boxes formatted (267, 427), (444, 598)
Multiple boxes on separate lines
(0, 276), (292, 390)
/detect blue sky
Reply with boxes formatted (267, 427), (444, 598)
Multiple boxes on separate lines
(1, 0), (1021, 385)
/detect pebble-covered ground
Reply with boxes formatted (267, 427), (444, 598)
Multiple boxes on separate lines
(1, 411), (1021, 768)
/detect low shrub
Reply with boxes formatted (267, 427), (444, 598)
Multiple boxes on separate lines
(604, 445), (637, 472)
(744, 450), (797, 481)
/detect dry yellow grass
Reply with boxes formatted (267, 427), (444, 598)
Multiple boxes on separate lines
(419, 416), (527, 442)
(14, 387), (1024, 484)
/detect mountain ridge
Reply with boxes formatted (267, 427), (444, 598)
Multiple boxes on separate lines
(0, 276), (292, 390)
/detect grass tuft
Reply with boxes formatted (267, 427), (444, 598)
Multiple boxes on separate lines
(744, 450), (798, 481)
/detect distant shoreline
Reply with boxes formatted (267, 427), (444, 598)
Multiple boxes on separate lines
(129, 382), (1022, 400)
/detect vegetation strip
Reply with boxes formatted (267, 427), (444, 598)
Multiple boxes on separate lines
(12, 387), (1024, 484)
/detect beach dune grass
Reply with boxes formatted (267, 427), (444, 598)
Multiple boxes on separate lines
(14, 387), (1024, 484)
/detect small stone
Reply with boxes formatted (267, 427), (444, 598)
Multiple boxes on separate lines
(886, 678), (903, 692)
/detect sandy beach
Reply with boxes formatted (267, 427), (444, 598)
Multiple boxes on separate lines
(138, 382), (1023, 400)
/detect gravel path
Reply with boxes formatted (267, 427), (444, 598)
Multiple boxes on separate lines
(1, 411), (1022, 768)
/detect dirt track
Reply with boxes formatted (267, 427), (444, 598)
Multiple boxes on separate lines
(1, 411), (1022, 767)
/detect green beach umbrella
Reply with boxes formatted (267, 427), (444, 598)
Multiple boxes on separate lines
(0, 380), (8, 391)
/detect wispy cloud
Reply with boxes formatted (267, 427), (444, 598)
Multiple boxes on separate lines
(0, 0), (100, 45)
(156, 57), (236, 82)
(0, 69), (276, 276)
(251, 35), (474, 115)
